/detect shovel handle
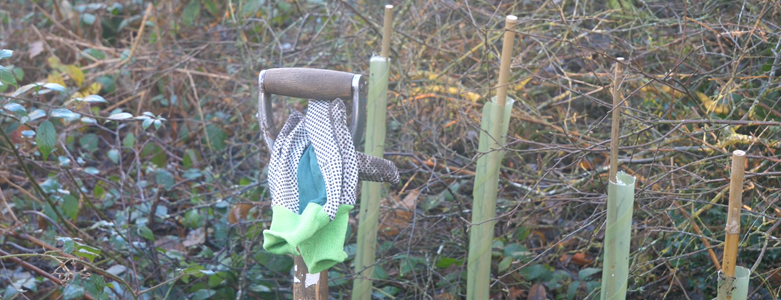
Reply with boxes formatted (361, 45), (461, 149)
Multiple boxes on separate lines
(258, 68), (367, 151)
(263, 68), (355, 100)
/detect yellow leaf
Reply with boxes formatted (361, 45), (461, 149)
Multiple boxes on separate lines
(512, 76), (533, 91)
(409, 85), (481, 102)
(47, 72), (66, 87)
(696, 92), (729, 114)
(47, 56), (63, 70)
(70, 82), (102, 100)
(63, 65), (85, 86)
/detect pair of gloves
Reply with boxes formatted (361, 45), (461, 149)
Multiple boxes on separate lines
(262, 99), (398, 274)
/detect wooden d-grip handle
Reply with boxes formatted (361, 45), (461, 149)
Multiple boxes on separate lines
(263, 68), (355, 100)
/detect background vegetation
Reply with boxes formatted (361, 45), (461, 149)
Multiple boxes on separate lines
(0, 0), (779, 299)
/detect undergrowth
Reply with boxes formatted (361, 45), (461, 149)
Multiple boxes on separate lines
(0, 0), (779, 299)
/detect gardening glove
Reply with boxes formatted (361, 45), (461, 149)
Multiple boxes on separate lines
(263, 110), (315, 256)
(262, 100), (356, 271)
(262, 98), (400, 273)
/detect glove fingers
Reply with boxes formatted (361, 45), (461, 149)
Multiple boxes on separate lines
(276, 111), (304, 141)
(357, 153), (399, 185)
(268, 111), (308, 213)
(328, 99), (358, 206)
(305, 100), (343, 219)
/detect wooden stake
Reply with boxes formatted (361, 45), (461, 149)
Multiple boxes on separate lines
(609, 57), (625, 182)
(293, 255), (328, 300)
(495, 15), (518, 108)
(381, 5), (393, 58)
(722, 150), (746, 277)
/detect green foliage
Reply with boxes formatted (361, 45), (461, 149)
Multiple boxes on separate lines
(36, 120), (56, 161)
(182, 0), (201, 26)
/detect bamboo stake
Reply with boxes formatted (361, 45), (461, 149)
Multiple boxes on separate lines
(381, 5), (393, 59)
(609, 57), (625, 182)
(717, 150), (750, 300)
(722, 150), (745, 277)
(466, 15), (517, 300)
(494, 16), (517, 109)
(352, 5), (393, 300)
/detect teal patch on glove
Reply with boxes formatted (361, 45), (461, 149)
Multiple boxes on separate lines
(262, 144), (353, 273)
(297, 145), (327, 214)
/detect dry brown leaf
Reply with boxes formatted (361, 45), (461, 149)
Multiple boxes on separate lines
(378, 209), (412, 237)
(770, 268), (781, 285)
(527, 283), (546, 300)
(432, 292), (456, 300)
(572, 252), (594, 266)
(508, 287), (525, 300)
(400, 189), (420, 209)
(559, 254), (571, 267)
(28, 41), (45, 59)
(228, 203), (258, 224)
(155, 235), (186, 254)
(182, 228), (205, 247)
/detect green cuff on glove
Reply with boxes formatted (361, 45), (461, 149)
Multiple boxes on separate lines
(262, 145), (353, 273)
(262, 204), (353, 273)
(262, 204), (332, 255)
(298, 204), (353, 273)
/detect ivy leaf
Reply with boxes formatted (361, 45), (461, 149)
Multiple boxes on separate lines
(21, 130), (35, 138)
(59, 156), (71, 167)
(108, 149), (120, 164)
(123, 133), (135, 148)
(578, 267), (602, 281)
(81, 94), (108, 103)
(84, 274), (106, 298)
(58, 237), (75, 254)
(205, 124), (227, 151)
(62, 194), (80, 221)
(182, 0), (201, 26)
(63, 281), (85, 300)
(28, 109), (46, 121)
(142, 117), (153, 130)
(190, 289), (216, 300)
(12, 67), (24, 81)
(79, 134), (99, 153)
(81, 13), (96, 25)
(138, 225), (155, 241)
(156, 169), (175, 190)
(3, 102), (26, 116)
(51, 108), (81, 121)
(242, 0), (262, 17)
(0, 49), (12, 59)
(203, 0), (219, 17)
(75, 245), (101, 262)
(12, 83), (40, 97)
(42, 83), (67, 93)
(36, 120), (56, 161)
(108, 112), (133, 120)
(0, 66), (17, 87)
